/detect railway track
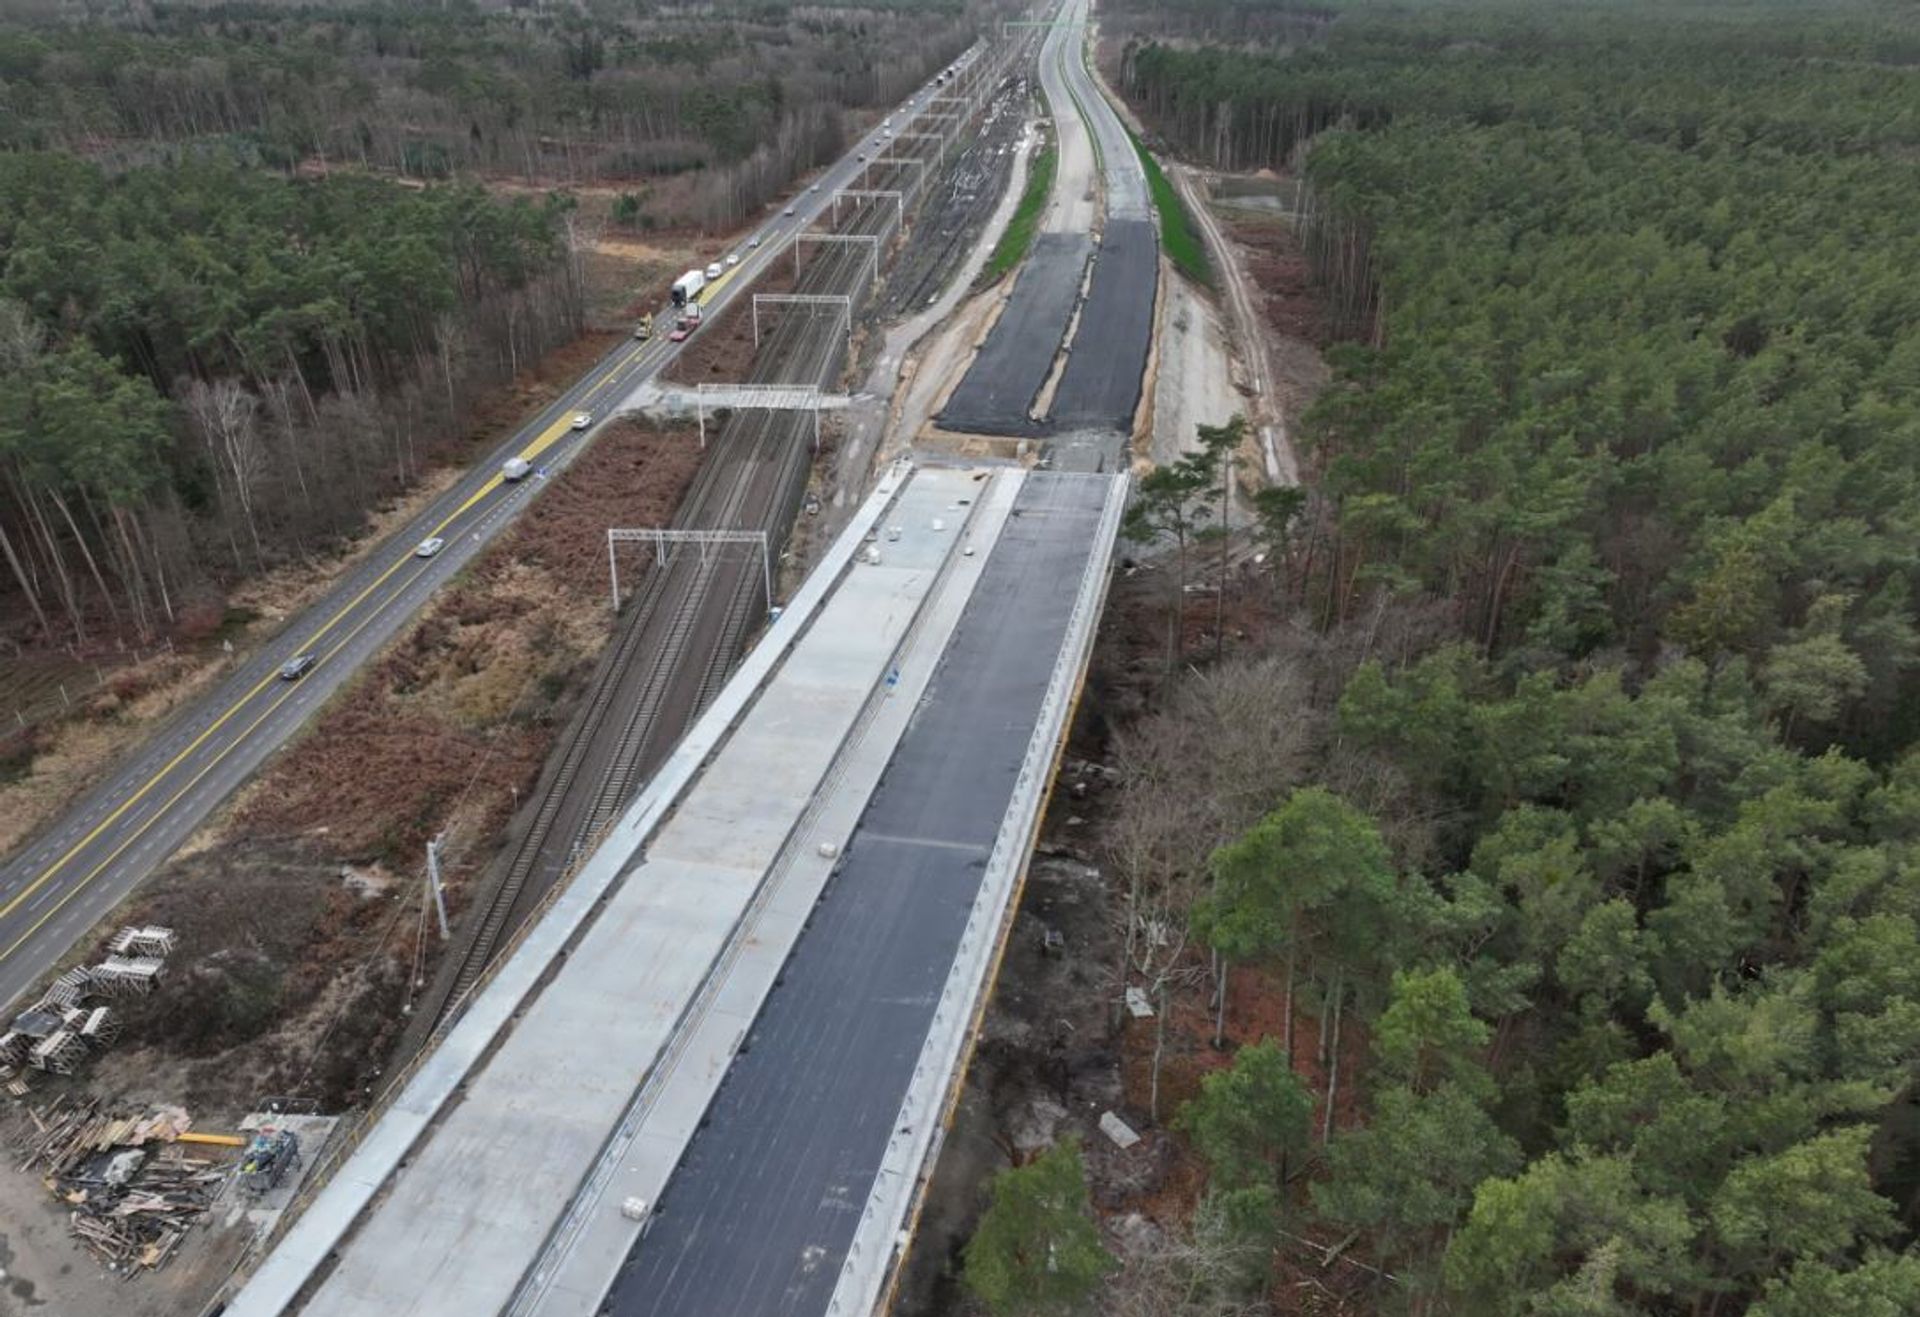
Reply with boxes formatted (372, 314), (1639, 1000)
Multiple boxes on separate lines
(884, 70), (1028, 315)
(410, 164), (933, 1036)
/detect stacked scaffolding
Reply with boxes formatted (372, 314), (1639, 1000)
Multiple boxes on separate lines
(93, 956), (165, 996)
(43, 966), (93, 1007)
(109, 926), (178, 958)
(0, 925), (175, 1091)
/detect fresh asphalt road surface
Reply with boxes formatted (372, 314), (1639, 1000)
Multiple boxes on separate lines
(937, 232), (1092, 434)
(0, 60), (978, 1017)
(937, 0), (1152, 438)
(608, 473), (1110, 1317)
(1050, 0), (1147, 221)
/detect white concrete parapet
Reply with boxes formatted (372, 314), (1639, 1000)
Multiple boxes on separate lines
(221, 461), (919, 1317)
(824, 471), (1130, 1317)
(511, 469), (1022, 1317)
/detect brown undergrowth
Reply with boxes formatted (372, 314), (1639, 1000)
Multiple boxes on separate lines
(0, 331), (626, 866)
(73, 418), (703, 1119)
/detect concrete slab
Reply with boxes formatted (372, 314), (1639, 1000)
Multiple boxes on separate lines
(514, 472), (1030, 1317)
(290, 469), (991, 1317)
(226, 463), (921, 1317)
(602, 473), (1120, 1317)
(222, 1114), (342, 1237)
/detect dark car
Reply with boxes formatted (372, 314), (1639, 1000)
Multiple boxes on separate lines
(278, 654), (317, 681)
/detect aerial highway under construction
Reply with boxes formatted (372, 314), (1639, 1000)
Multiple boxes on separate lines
(227, 4), (1150, 1313)
(0, 62), (974, 1019)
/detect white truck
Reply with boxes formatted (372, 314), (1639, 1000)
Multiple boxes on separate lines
(671, 269), (707, 306)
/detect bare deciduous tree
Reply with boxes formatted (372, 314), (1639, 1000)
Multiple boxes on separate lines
(1102, 1195), (1274, 1317)
(185, 377), (266, 569)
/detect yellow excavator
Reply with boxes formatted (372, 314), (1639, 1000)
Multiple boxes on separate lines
(634, 312), (654, 341)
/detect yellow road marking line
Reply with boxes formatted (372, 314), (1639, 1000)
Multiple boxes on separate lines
(4, 125), (885, 964)
(0, 546), (455, 964)
(1, 352), (637, 936)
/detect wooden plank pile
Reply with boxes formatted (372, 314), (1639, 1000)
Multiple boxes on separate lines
(12, 1098), (230, 1276)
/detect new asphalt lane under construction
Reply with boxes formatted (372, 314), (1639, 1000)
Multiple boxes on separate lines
(936, 0), (1155, 444)
(604, 472), (1113, 1317)
(1049, 219), (1157, 431)
(936, 232), (1091, 432)
(938, 223), (1156, 439)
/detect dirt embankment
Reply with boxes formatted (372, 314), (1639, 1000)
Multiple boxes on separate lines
(66, 418), (703, 1121)
(903, 561), (1378, 1314)
(1223, 211), (1332, 435)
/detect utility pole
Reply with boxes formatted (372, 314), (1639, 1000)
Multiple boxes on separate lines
(426, 834), (450, 940)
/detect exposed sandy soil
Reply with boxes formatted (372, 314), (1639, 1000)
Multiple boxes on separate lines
(0, 1122), (252, 1317)
(1225, 211), (1333, 440)
(1085, 32), (1324, 493)
(901, 288), (1009, 451)
(1147, 259), (1242, 471)
(1044, 65), (1098, 236)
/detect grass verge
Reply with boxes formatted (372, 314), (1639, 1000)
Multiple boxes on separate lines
(982, 138), (1058, 284)
(1128, 126), (1211, 286)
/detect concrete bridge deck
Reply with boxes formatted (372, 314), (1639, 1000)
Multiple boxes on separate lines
(224, 460), (1125, 1317)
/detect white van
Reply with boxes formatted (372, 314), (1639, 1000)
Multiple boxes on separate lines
(501, 457), (532, 482)
(704, 262), (723, 280)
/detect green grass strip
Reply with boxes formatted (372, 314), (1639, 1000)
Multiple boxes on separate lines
(1126, 126), (1211, 286)
(1062, 33), (1104, 174)
(983, 138), (1058, 284)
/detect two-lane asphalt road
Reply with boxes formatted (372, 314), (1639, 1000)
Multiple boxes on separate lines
(0, 60), (978, 1015)
(1044, 0), (1147, 220)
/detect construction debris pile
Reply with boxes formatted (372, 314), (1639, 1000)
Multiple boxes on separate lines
(12, 1098), (232, 1275)
(0, 925), (175, 1093)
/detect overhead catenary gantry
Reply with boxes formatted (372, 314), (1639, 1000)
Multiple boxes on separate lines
(749, 293), (853, 349)
(904, 105), (956, 135)
(872, 156), (929, 202)
(792, 231), (883, 285)
(605, 528), (771, 615)
(830, 188), (904, 227)
(690, 383), (853, 451)
(894, 131), (947, 162)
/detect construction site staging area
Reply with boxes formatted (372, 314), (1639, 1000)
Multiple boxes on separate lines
(1, 3), (1175, 1312)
